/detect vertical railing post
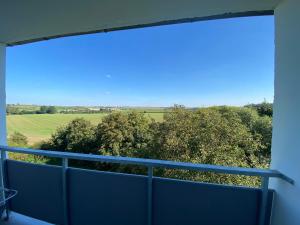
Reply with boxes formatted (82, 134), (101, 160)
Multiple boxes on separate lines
(147, 166), (153, 225)
(0, 44), (7, 215)
(0, 148), (6, 189)
(259, 176), (269, 225)
(62, 158), (69, 225)
(0, 148), (9, 219)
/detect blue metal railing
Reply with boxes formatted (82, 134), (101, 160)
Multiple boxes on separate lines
(0, 145), (294, 225)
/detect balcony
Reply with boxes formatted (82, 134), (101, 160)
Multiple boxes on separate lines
(0, 145), (293, 225)
(1, 1), (300, 224)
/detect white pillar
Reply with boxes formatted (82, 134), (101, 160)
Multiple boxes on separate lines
(0, 44), (6, 146)
(271, 0), (300, 224)
(0, 44), (6, 198)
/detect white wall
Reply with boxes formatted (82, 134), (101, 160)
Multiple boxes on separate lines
(271, 0), (300, 224)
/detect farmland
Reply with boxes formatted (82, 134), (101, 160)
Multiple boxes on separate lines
(7, 112), (164, 144)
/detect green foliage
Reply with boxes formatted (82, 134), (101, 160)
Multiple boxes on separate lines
(8, 152), (48, 164)
(7, 105), (58, 115)
(8, 131), (28, 147)
(39, 106), (48, 114)
(246, 101), (273, 117)
(46, 118), (97, 154)
(38, 106), (57, 114)
(95, 111), (154, 157)
(6, 106), (21, 115)
(147, 106), (264, 186)
(46, 106), (57, 114)
(38, 105), (273, 187)
(7, 132), (49, 164)
(6, 105), (38, 115)
(234, 107), (272, 159)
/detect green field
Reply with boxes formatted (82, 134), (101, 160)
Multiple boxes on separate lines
(7, 113), (164, 144)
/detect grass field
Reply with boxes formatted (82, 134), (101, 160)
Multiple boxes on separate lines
(7, 112), (164, 145)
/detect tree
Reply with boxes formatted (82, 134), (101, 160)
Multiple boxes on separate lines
(234, 107), (272, 160)
(252, 116), (272, 159)
(37, 106), (47, 114)
(95, 111), (154, 157)
(46, 106), (57, 114)
(47, 118), (97, 153)
(246, 102), (273, 117)
(41, 106), (271, 186)
(42, 113), (154, 172)
(147, 106), (263, 186)
(37, 106), (57, 114)
(6, 105), (21, 115)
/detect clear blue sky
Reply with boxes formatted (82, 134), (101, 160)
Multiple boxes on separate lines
(6, 16), (274, 107)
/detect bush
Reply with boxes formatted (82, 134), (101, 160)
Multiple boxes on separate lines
(8, 132), (28, 147)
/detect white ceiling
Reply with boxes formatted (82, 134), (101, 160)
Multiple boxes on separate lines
(0, 0), (280, 46)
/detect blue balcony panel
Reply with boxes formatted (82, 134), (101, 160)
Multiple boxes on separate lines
(3, 159), (274, 225)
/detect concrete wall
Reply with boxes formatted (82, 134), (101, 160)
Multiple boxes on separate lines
(1, 0), (279, 45)
(271, 0), (300, 224)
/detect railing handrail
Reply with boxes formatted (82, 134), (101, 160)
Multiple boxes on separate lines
(0, 145), (294, 184)
(0, 145), (294, 225)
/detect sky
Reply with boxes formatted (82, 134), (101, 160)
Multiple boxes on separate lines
(6, 16), (274, 107)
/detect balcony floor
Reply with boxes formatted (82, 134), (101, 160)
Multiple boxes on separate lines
(2, 212), (51, 225)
